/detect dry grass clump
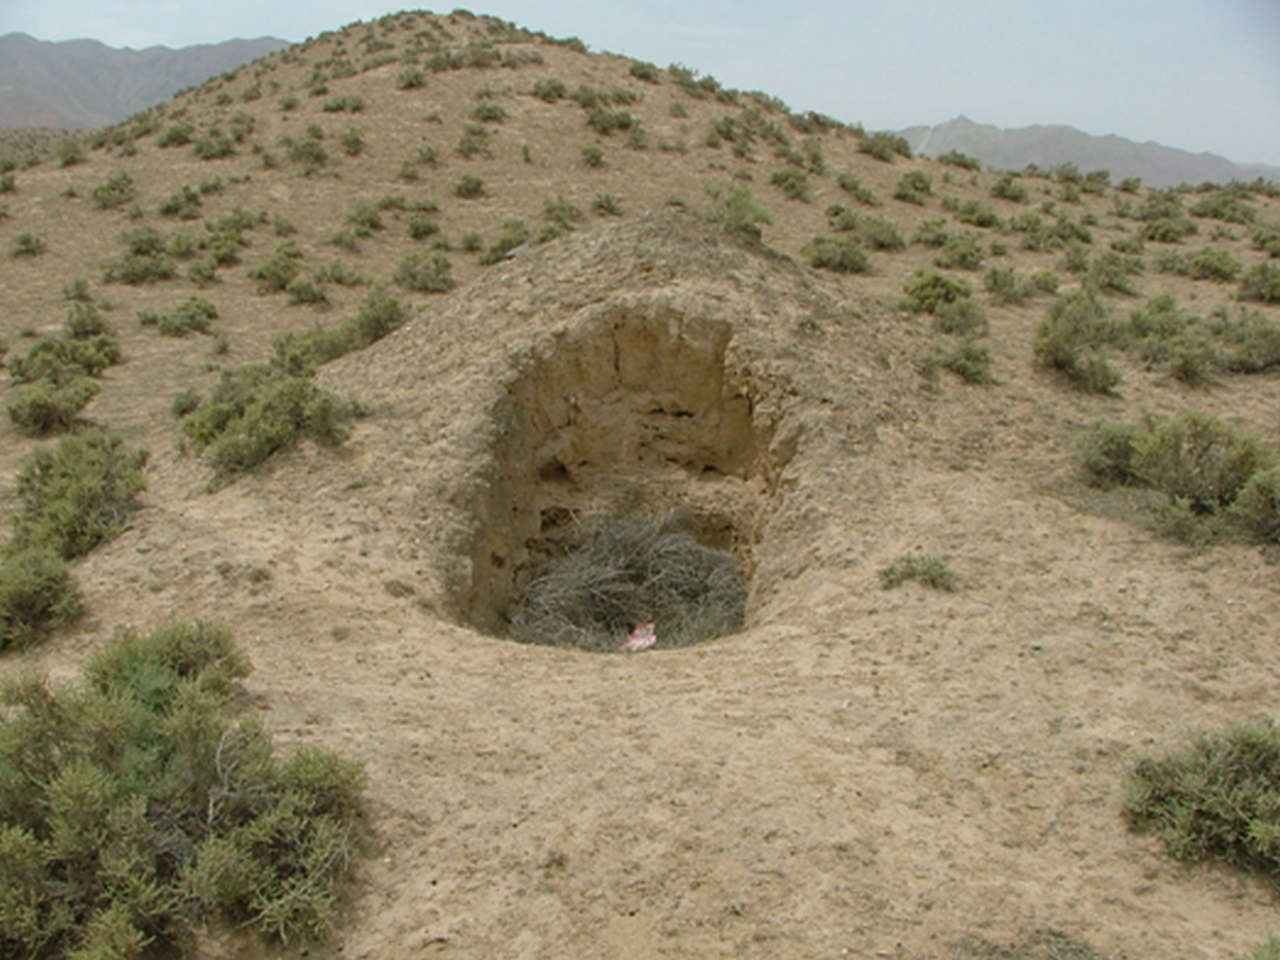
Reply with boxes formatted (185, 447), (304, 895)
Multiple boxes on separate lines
(511, 510), (747, 652)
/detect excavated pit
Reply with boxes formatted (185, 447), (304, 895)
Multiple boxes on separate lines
(460, 305), (784, 647)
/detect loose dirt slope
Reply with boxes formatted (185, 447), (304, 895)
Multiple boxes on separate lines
(2, 10), (1280, 959)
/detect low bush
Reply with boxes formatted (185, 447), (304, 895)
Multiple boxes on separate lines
(103, 226), (175, 284)
(933, 336), (995, 384)
(984, 266), (1037, 305)
(938, 150), (980, 171)
(91, 172), (135, 210)
(950, 199), (1002, 228)
(1133, 410), (1272, 513)
(1218, 307), (1280, 372)
(893, 170), (932, 205)
(8, 334), (120, 384)
(1087, 250), (1142, 295)
(248, 241), (303, 293)
(1140, 217), (1197, 243)
(393, 252), (455, 292)
(932, 298), (988, 336)
(878, 553), (957, 591)
(1077, 420), (1144, 487)
(9, 426), (148, 559)
(858, 131), (910, 162)
(1233, 467), (1280, 541)
(1124, 717), (1280, 887)
(836, 173), (879, 206)
(511, 510), (747, 652)
(1033, 291), (1121, 392)
(1252, 224), (1280, 257)
(1240, 262), (1280, 303)
(1189, 192), (1256, 224)
(903, 269), (972, 313)
(478, 220), (529, 264)
(0, 546), (80, 648)
(1187, 247), (1242, 283)
(933, 234), (984, 270)
(912, 218), (949, 248)
(139, 296), (218, 336)
(704, 183), (772, 243)
(273, 288), (408, 375)
(454, 174), (485, 198)
(6, 379), (101, 435)
(804, 236), (868, 274)
(181, 366), (361, 478)
(770, 168), (810, 201)
(10, 232), (46, 257)
(0, 621), (366, 954)
(990, 174), (1028, 203)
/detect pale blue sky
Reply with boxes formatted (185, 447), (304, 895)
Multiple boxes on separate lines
(4, 1), (1278, 165)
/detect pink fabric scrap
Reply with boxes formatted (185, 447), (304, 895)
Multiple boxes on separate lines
(620, 621), (657, 652)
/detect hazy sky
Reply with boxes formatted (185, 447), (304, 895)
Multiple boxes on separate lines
(4, 1), (1278, 165)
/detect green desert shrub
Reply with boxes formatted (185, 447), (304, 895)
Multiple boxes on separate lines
(531, 78), (567, 102)
(0, 620), (365, 954)
(181, 366), (360, 477)
(273, 288), (408, 375)
(159, 185), (202, 219)
(903, 269), (972, 313)
(0, 547), (80, 649)
(1189, 192), (1256, 224)
(836, 173), (879, 206)
(477, 220), (529, 264)
(1132, 410), (1272, 513)
(1140, 216), (1198, 243)
(858, 131), (910, 162)
(990, 174), (1028, 203)
(6, 379), (101, 435)
(1232, 467), (1280, 542)
(91, 172), (135, 210)
(950, 199), (1002, 228)
(1218, 307), (1280, 372)
(286, 275), (329, 306)
(1033, 291), (1121, 392)
(984, 266), (1037, 306)
(7, 334), (120, 384)
(580, 144), (604, 167)
(933, 234), (984, 270)
(932, 298), (988, 336)
(1252, 224), (1280, 257)
(893, 170), (932, 204)
(933, 336), (995, 384)
(1076, 420), (1144, 487)
(1240, 262), (1280, 303)
(10, 232), (46, 257)
(9, 426), (148, 559)
(704, 182), (772, 243)
(770, 168), (810, 201)
(804, 236), (868, 274)
(139, 296), (218, 336)
(63, 302), (111, 339)
(511, 510), (747, 652)
(878, 552), (957, 591)
(593, 193), (623, 216)
(103, 226), (175, 284)
(1088, 250), (1142, 295)
(340, 126), (364, 156)
(1186, 247), (1242, 283)
(1124, 717), (1280, 887)
(248, 241), (303, 293)
(393, 252), (455, 292)
(937, 150), (980, 171)
(912, 218), (949, 248)
(454, 174), (485, 198)
(287, 136), (328, 174)
(585, 108), (635, 135)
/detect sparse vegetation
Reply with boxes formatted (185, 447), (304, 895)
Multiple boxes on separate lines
(394, 251), (455, 291)
(879, 553), (958, 591)
(903, 269), (973, 313)
(804, 236), (869, 274)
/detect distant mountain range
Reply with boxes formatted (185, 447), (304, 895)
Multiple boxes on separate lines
(0, 32), (289, 129)
(898, 115), (1280, 189)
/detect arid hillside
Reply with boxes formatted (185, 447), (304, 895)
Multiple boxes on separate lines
(2, 10), (1280, 960)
